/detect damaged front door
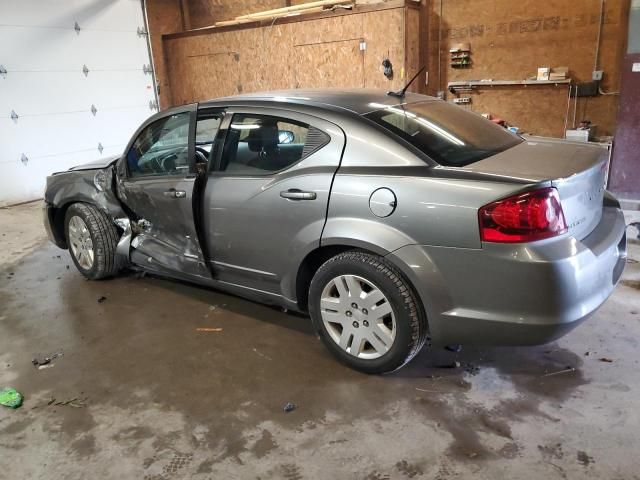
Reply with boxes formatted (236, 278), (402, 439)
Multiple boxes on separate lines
(116, 104), (212, 280)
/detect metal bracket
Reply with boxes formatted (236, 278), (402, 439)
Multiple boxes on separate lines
(91, 104), (97, 116)
(149, 99), (158, 111)
(114, 218), (132, 264)
(10, 110), (18, 123)
(143, 64), (152, 75)
(0, 65), (7, 79)
(82, 64), (89, 77)
(21, 154), (29, 166)
(98, 142), (104, 154)
(137, 26), (147, 37)
(74, 22), (81, 35)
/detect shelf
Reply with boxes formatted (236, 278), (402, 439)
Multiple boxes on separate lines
(448, 79), (571, 88)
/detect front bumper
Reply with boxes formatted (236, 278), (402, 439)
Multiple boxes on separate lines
(388, 205), (627, 346)
(43, 202), (66, 248)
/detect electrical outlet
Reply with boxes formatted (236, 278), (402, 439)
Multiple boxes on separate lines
(592, 70), (603, 81)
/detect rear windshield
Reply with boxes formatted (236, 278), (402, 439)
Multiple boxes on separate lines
(365, 101), (522, 167)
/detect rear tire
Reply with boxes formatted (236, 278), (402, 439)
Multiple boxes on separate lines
(64, 203), (121, 280)
(309, 250), (427, 374)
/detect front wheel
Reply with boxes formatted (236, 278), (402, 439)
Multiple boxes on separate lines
(64, 203), (121, 280)
(309, 251), (428, 374)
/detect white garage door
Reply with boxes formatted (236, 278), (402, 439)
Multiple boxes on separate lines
(0, 0), (158, 206)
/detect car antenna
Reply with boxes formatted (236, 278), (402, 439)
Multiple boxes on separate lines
(387, 66), (426, 98)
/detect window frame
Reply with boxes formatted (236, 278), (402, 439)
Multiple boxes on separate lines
(120, 104), (198, 181)
(195, 108), (226, 167)
(208, 108), (329, 178)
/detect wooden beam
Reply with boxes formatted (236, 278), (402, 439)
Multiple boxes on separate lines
(178, 0), (192, 30)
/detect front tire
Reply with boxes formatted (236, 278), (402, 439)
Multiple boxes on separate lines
(309, 251), (427, 374)
(64, 203), (120, 280)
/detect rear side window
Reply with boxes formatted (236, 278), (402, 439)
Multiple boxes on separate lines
(219, 114), (329, 174)
(365, 101), (522, 167)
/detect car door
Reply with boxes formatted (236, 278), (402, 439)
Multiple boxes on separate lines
(115, 104), (223, 280)
(202, 107), (345, 300)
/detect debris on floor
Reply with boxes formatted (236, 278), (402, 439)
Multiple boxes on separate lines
(196, 327), (223, 332)
(32, 351), (63, 369)
(598, 357), (614, 363)
(51, 397), (88, 408)
(445, 344), (462, 353)
(33, 396), (88, 409)
(438, 361), (461, 369)
(97, 296), (107, 303)
(283, 402), (297, 413)
(415, 387), (442, 393)
(209, 305), (216, 311)
(0, 387), (23, 409)
(463, 362), (480, 376)
(542, 366), (576, 377)
(252, 348), (273, 361)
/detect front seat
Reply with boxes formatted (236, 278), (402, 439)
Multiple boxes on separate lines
(246, 120), (280, 171)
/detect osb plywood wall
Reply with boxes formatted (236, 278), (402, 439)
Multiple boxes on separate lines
(147, 0), (185, 107)
(162, 5), (416, 106)
(426, 0), (629, 137)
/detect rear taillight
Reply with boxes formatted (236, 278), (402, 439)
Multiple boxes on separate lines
(479, 187), (567, 243)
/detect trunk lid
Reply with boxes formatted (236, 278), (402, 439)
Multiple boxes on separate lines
(465, 137), (608, 240)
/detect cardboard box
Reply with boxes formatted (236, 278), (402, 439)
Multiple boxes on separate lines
(549, 66), (568, 80)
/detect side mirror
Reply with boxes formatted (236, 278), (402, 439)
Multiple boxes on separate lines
(278, 130), (295, 144)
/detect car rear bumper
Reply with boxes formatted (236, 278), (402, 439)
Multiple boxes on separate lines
(388, 204), (627, 346)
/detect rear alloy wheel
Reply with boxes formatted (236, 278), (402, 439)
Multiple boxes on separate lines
(64, 203), (121, 280)
(309, 251), (427, 374)
(320, 275), (396, 360)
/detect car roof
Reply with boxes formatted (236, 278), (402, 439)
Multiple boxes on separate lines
(199, 88), (438, 115)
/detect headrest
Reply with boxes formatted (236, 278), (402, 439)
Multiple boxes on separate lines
(247, 120), (279, 152)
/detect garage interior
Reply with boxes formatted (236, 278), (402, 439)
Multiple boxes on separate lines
(1, 0), (640, 478)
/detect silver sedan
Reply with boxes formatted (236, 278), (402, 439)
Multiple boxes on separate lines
(43, 89), (627, 373)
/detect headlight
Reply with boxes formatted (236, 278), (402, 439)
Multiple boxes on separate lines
(93, 170), (107, 192)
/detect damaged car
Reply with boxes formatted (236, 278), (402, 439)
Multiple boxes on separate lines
(44, 89), (627, 373)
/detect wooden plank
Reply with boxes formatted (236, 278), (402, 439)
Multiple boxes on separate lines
(215, 6), (325, 27)
(234, 0), (343, 20)
(162, 1), (406, 40)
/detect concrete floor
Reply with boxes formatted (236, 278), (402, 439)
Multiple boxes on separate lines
(1, 202), (640, 479)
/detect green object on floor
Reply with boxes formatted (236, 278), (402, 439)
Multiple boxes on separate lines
(0, 388), (23, 409)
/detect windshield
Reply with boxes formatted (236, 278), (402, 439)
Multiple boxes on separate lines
(365, 101), (522, 167)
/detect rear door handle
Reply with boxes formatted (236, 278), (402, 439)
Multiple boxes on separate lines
(280, 189), (317, 200)
(163, 189), (186, 198)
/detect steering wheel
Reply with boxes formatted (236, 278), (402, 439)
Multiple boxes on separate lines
(156, 152), (178, 173)
(195, 146), (210, 164)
